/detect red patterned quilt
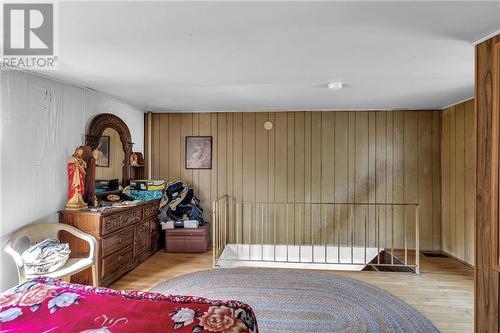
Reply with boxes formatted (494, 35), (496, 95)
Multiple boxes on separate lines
(0, 277), (258, 333)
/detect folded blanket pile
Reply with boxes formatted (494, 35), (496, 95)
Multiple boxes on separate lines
(159, 181), (205, 225)
(21, 239), (70, 274)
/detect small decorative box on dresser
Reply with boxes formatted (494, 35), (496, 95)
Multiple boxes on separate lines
(59, 199), (160, 287)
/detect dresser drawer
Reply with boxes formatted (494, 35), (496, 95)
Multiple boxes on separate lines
(102, 208), (142, 235)
(165, 236), (209, 253)
(102, 227), (134, 256)
(143, 201), (158, 219)
(134, 220), (151, 256)
(150, 231), (160, 252)
(149, 218), (159, 233)
(128, 208), (143, 224)
(101, 246), (133, 279)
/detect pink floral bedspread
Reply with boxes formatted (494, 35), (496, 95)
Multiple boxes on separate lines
(0, 277), (258, 333)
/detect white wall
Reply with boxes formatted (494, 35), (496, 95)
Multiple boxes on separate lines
(0, 69), (144, 291)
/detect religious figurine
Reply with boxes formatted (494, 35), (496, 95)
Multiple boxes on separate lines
(130, 152), (138, 166)
(65, 146), (89, 210)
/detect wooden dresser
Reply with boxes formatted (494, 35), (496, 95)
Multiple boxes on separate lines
(59, 200), (160, 287)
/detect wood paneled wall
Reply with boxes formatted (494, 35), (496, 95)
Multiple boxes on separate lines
(475, 34), (500, 333)
(147, 110), (442, 251)
(441, 99), (476, 265)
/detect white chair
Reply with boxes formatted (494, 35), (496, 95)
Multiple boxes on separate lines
(5, 223), (98, 286)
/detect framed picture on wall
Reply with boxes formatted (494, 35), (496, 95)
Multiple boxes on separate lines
(185, 136), (212, 169)
(95, 135), (110, 167)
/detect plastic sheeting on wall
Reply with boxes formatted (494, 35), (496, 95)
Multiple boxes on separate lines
(0, 69), (144, 291)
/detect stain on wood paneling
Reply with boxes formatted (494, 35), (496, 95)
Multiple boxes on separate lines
(431, 111), (442, 251)
(441, 100), (475, 265)
(463, 100), (475, 264)
(418, 112), (433, 251)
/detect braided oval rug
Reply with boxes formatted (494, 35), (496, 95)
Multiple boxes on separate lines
(151, 268), (439, 333)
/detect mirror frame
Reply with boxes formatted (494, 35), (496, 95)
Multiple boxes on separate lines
(85, 113), (134, 201)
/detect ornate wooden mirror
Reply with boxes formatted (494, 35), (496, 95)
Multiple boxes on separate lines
(84, 113), (134, 204)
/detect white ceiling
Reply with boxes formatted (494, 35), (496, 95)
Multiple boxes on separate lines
(40, 1), (500, 111)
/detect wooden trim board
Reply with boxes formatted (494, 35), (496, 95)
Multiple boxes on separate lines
(475, 34), (500, 333)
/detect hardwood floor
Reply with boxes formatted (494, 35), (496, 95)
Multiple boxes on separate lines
(112, 250), (474, 333)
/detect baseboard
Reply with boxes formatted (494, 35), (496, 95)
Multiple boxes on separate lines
(436, 250), (474, 269)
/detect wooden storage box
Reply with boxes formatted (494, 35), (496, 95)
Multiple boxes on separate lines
(165, 224), (209, 253)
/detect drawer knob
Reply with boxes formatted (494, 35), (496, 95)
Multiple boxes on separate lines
(118, 255), (123, 262)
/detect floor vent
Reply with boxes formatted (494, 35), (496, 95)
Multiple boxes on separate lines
(422, 252), (448, 258)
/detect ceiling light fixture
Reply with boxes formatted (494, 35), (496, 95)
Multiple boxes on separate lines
(328, 82), (343, 90)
